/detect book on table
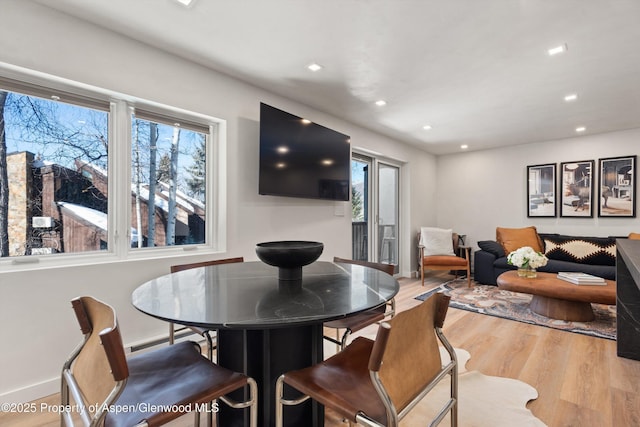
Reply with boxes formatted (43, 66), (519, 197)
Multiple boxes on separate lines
(557, 272), (606, 285)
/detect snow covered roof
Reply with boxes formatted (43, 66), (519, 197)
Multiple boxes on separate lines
(157, 181), (205, 210)
(78, 159), (204, 213)
(76, 159), (108, 177)
(131, 182), (203, 214)
(31, 158), (55, 168)
(57, 202), (138, 243)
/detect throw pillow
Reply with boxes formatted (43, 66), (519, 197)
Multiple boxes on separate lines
(541, 234), (616, 266)
(419, 227), (455, 256)
(496, 226), (544, 255)
(477, 240), (505, 258)
(629, 232), (640, 240)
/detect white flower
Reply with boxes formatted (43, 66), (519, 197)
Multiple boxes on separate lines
(507, 246), (548, 269)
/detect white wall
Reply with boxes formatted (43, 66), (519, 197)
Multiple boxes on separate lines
(0, 0), (437, 402)
(436, 128), (640, 251)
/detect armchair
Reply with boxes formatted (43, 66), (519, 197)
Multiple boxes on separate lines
(276, 292), (458, 427)
(418, 227), (471, 287)
(61, 296), (257, 426)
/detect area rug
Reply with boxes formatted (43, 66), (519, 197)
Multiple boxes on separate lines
(416, 281), (616, 340)
(401, 348), (546, 426)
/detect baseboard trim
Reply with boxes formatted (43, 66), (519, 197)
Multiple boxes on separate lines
(0, 377), (58, 404)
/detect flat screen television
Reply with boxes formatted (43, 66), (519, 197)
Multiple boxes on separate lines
(259, 103), (351, 201)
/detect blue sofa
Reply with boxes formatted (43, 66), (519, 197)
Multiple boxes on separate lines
(474, 233), (617, 285)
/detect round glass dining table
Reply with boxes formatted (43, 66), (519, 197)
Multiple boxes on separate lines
(131, 260), (398, 427)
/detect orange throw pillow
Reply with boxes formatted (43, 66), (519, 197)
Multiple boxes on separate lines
(628, 232), (640, 240)
(496, 226), (544, 255)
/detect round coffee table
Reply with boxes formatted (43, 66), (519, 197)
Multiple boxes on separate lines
(496, 270), (616, 322)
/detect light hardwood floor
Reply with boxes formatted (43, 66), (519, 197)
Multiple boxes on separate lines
(384, 274), (640, 427)
(3, 273), (640, 427)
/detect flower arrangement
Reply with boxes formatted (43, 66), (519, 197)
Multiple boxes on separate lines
(507, 246), (548, 269)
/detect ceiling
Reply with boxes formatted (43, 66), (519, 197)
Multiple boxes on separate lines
(35, 0), (640, 155)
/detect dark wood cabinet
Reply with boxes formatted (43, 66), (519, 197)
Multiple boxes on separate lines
(616, 239), (640, 360)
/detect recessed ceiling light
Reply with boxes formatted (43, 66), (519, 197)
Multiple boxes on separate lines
(564, 94), (578, 102)
(276, 146), (289, 154)
(301, 118), (311, 124)
(460, 144), (469, 150)
(423, 124), (432, 130)
(307, 63), (323, 72)
(375, 100), (387, 107)
(548, 44), (568, 56)
(321, 159), (334, 166)
(175, 0), (195, 6)
(575, 126), (586, 133)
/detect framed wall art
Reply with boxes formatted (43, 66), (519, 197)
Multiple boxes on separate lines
(598, 155), (636, 217)
(560, 160), (594, 217)
(527, 163), (556, 217)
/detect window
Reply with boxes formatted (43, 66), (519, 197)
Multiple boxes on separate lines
(1, 85), (109, 257)
(130, 113), (208, 249)
(0, 70), (221, 268)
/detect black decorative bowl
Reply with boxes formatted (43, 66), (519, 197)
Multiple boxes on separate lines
(256, 241), (324, 281)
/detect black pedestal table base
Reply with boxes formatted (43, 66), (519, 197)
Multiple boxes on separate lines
(217, 325), (324, 427)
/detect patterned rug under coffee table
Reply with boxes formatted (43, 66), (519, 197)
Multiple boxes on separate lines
(416, 280), (616, 340)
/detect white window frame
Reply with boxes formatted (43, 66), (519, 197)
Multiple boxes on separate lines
(0, 62), (226, 272)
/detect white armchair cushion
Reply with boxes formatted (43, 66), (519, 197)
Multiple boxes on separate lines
(419, 227), (455, 256)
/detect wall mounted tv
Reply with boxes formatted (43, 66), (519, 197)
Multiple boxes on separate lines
(259, 102), (351, 201)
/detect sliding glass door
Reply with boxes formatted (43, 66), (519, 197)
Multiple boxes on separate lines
(351, 154), (400, 273)
(377, 162), (399, 271)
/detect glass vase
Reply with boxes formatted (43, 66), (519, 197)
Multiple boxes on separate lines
(517, 266), (537, 278)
